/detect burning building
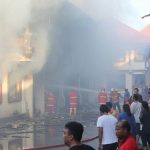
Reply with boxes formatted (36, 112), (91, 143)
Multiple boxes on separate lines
(0, 28), (34, 118)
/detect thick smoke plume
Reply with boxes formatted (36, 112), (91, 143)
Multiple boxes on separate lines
(0, 0), (66, 85)
(0, 0), (30, 80)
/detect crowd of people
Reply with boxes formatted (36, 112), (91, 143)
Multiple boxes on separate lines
(97, 87), (150, 150)
(63, 87), (150, 150)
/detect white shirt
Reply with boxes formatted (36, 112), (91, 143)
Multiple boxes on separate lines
(97, 114), (117, 145)
(130, 101), (141, 123)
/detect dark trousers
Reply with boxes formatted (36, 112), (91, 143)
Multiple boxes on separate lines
(141, 132), (150, 147)
(113, 102), (121, 113)
(103, 142), (118, 150)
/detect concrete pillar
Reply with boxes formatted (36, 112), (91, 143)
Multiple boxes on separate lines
(145, 71), (150, 87)
(34, 80), (45, 115)
(125, 73), (133, 94)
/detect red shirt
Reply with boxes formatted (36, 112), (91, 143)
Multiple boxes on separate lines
(119, 135), (138, 150)
(47, 93), (56, 105)
(69, 90), (77, 104)
(98, 92), (107, 104)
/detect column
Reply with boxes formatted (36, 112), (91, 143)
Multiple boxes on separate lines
(125, 73), (133, 94)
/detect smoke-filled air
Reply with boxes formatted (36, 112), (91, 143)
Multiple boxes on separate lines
(0, 1), (150, 150)
(0, 0), (64, 85)
(0, 0), (149, 88)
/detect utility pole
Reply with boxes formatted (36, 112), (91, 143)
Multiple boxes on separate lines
(141, 14), (150, 19)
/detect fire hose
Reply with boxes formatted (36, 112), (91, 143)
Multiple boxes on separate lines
(23, 135), (98, 150)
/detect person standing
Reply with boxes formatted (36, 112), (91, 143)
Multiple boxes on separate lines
(63, 121), (95, 150)
(97, 105), (118, 150)
(69, 90), (77, 117)
(130, 94), (142, 143)
(111, 89), (121, 113)
(147, 88), (150, 107)
(98, 88), (107, 105)
(130, 88), (143, 103)
(124, 89), (130, 105)
(115, 120), (138, 150)
(140, 101), (150, 150)
(47, 92), (56, 113)
(118, 104), (136, 138)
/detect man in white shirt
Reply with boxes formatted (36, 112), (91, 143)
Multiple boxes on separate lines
(130, 94), (142, 143)
(97, 104), (118, 150)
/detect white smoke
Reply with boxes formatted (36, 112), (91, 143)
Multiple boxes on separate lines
(0, 0), (30, 79)
(0, 0), (66, 84)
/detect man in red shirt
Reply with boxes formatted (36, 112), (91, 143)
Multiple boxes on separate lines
(98, 88), (107, 105)
(115, 120), (138, 150)
(69, 90), (77, 117)
(47, 92), (56, 113)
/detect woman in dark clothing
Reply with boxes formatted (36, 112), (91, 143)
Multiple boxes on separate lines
(118, 104), (136, 137)
(140, 101), (150, 150)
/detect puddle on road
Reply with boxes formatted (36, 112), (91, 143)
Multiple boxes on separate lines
(0, 117), (97, 150)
